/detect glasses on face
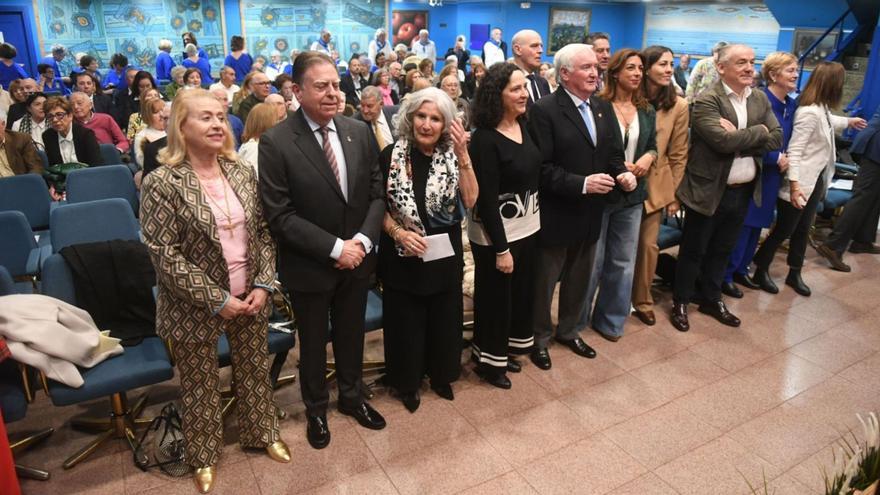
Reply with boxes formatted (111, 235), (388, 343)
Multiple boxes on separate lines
(253, 81), (271, 86)
(47, 112), (69, 121)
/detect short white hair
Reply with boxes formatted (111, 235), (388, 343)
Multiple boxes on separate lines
(158, 39), (172, 51)
(419, 29), (429, 36)
(554, 43), (593, 84)
(395, 44), (408, 52)
(270, 50), (281, 57)
(184, 43), (198, 56)
(375, 28), (386, 37)
(394, 87), (456, 145)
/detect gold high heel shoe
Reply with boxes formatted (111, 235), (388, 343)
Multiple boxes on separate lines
(194, 466), (216, 493)
(266, 439), (291, 463)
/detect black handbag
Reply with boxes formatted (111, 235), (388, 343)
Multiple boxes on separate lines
(132, 402), (189, 477)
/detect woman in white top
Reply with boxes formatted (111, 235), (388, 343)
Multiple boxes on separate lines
(11, 92), (48, 149)
(237, 102), (280, 177)
(752, 61), (866, 295)
(133, 97), (170, 169)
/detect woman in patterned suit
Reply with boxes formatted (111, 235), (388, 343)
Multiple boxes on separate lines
(140, 89), (290, 493)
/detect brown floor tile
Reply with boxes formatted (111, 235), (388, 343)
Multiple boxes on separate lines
(673, 373), (782, 432)
(838, 350), (880, 386)
(653, 435), (781, 495)
(131, 459), (255, 495)
(733, 352), (833, 402)
(787, 294), (864, 329)
(19, 450), (125, 495)
(766, 472), (822, 495)
(785, 375), (880, 433)
(450, 373), (552, 426)
(609, 472), (679, 495)
(835, 312), (880, 351)
(560, 372), (670, 434)
(783, 443), (838, 493)
(521, 350), (625, 398)
(457, 471), (537, 494)
(381, 435), (512, 495)
(788, 332), (875, 373)
(477, 400), (592, 468)
(603, 401), (721, 470)
(518, 433), (647, 495)
(740, 312), (829, 354)
(688, 334), (773, 373)
(629, 349), (729, 400)
(586, 328), (688, 371)
(308, 466), (399, 494)
(826, 276), (880, 313)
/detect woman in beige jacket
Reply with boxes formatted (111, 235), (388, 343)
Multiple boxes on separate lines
(631, 45), (690, 325)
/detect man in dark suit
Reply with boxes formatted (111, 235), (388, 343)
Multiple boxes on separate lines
(72, 72), (114, 116)
(353, 86), (397, 151)
(674, 54), (691, 92)
(511, 29), (550, 107)
(41, 96), (104, 167)
(527, 44), (635, 371)
(339, 56), (370, 110)
(0, 113), (43, 177)
(817, 108), (880, 267)
(259, 52), (386, 450)
(671, 44), (782, 332)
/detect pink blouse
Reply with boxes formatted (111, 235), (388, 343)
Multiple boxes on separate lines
(199, 176), (249, 296)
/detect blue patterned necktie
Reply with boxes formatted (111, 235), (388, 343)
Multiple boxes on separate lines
(578, 101), (597, 144)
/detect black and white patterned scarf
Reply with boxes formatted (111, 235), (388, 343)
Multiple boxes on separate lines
(17, 113), (33, 136)
(386, 137), (460, 256)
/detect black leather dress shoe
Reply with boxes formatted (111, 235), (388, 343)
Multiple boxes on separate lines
(733, 272), (761, 290)
(632, 309), (656, 326)
(785, 269), (811, 297)
(752, 268), (779, 294)
(529, 348), (552, 370)
(431, 383), (454, 401)
(671, 303), (689, 332)
(849, 242), (880, 254)
(400, 392), (420, 413)
(306, 415), (330, 449)
(721, 282), (743, 299)
(476, 369), (512, 389)
(506, 358), (522, 373)
(339, 402), (386, 430)
(816, 244), (852, 272)
(555, 337), (596, 359)
(698, 300), (741, 327)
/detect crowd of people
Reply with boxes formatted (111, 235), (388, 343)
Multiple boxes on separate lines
(1, 25), (880, 495)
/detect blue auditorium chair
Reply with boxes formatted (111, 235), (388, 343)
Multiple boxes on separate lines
(0, 211), (43, 293)
(65, 165), (140, 217)
(50, 198), (140, 254)
(0, 174), (54, 238)
(98, 143), (122, 166)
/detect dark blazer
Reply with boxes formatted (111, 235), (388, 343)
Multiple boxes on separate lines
(527, 73), (552, 107)
(851, 109), (880, 163)
(673, 66), (689, 92)
(339, 73), (369, 109)
(259, 109), (385, 292)
(527, 88), (627, 247)
(42, 123), (104, 167)
(142, 136), (168, 177)
(3, 130), (43, 175)
(4, 103), (25, 131)
(608, 105), (657, 207)
(92, 93), (114, 117)
(676, 80), (782, 216)
(353, 106), (399, 133)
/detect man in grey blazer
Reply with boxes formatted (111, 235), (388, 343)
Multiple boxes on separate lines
(259, 51), (387, 450)
(671, 44), (782, 332)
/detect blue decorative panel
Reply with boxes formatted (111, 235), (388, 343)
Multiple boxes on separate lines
(240, 1), (386, 63)
(38, 0), (225, 76)
(644, 3), (780, 59)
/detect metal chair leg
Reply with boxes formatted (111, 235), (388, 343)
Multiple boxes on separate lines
(62, 429), (114, 469)
(15, 464), (50, 481)
(9, 427), (54, 451)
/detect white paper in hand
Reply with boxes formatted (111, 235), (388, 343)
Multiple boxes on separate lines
(421, 233), (455, 262)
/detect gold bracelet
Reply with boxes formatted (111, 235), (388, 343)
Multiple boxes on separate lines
(458, 160), (472, 170)
(388, 224), (401, 239)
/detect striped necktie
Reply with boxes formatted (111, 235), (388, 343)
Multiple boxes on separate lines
(319, 126), (341, 187)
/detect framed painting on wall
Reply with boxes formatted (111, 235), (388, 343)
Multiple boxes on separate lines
(391, 10), (428, 48)
(792, 29), (839, 70)
(547, 7), (591, 55)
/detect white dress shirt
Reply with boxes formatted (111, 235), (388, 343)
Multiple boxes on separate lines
(563, 88), (600, 195)
(482, 41), (505, 67)
(373, 110), (393, 147)
(302, 111), (373, 258)
(59, 126), (78, 163)
(722, 82), (757, 185)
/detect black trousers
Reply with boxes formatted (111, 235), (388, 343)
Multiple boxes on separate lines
(290, 275), (369, 416)
(382, 286), (462, 394)
(826, 157), (880, 253)
(471, 234), (537, 372)
(754, 175), (825, 270)
(674, 184), (753, 304)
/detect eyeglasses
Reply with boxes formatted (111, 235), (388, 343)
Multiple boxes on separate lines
(253, 81), (272, 86)
(47, 112), (69, 121)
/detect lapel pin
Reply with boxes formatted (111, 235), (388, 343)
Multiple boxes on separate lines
(597, 112), (602, 118)
(346, 136), (352, 142)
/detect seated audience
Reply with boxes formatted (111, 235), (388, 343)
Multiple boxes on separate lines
(164, 66), (187, 100)
(235, 72), (271, 123)
(132, 96), (169, 168)
(11, 92), (48, 149)
(118, 70), (158, 134)
(209, 88), (243, 147)
(439, 73), (470, 129)
(224, 36), (253, 83)
(41, 96), (103, 166)
(209, 66), (240, 107)
(373, 69), (399, 106)
(36, 63), (68, 95)
(182, 68), (203, 90)
(0, 43), (29, 90)
(464, 59), (486, 98)
(355, 86), (396, 149)
(76, 55), (101, 85)
(72, 72), (113, 115)
(70, 91), (129, 154)
(419, 58), (436, 84)
(402, 68), (425, 98)
(5, 78), (37, 128)
(273, 74), (299, 112)
(237, 102), (279, 177)
(264, 94), (288, 122)
(0, 110), (42, 177)
(127, 88), (163, 142)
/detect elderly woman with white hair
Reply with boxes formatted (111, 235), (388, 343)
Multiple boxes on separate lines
(378, 87), (478, 412)
(369, 28), (392, 65)
(182, 43), (213, 88)
(310, 29), (332, 55)
(156, 39), (176, 82)
(411, 29), (437, 62)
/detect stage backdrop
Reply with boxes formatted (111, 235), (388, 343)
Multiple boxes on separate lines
(240, 0), (386, 64)
(35, 0), (227, 77)
(644, 3), (780, 60)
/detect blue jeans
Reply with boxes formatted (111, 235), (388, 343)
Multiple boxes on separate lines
(580, 202), (643, 337)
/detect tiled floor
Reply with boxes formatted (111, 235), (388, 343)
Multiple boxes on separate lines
(9, 246), (880, 494)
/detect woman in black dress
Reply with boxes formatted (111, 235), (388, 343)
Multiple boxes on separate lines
(379, 87), (478, 412)
(468, 63), (541, 389)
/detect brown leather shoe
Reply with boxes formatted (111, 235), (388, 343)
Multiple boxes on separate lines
(670, 303), (689, 332)
(849, 242), (880, 254)
(816, 244), (851, 272)
(632, 309), (656, 326)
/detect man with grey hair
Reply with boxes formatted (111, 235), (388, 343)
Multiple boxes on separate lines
(236, 71), (271, 123)
(482, 28), (507, 67)
(369, 28), (392, 64)
(411, 29), (436, 62)
(512, 29), (549, 106)
(310, 29), (332, 55)
(264, 93), (288, 121)
(686, 41), (729, 104)
(209, 66), (240, 106)
(0, 109), (43, 177)
(388, 61), (403, 95)
(155, 39), (175, 82)
(265, 50), (288, 81)
(527, 44), (635, 370)
(354, 85), (396, 150)
(671, 44), (782, 332)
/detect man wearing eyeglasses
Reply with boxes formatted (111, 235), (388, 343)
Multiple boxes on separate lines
(235, 72), (272, 123)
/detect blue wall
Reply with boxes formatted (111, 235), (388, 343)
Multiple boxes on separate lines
(3, 0), (42, 77)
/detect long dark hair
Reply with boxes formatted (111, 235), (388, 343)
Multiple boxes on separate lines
(642, 45), (678, 112)
(598, 48), (649, 110)
(472, 62), (524, 129)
